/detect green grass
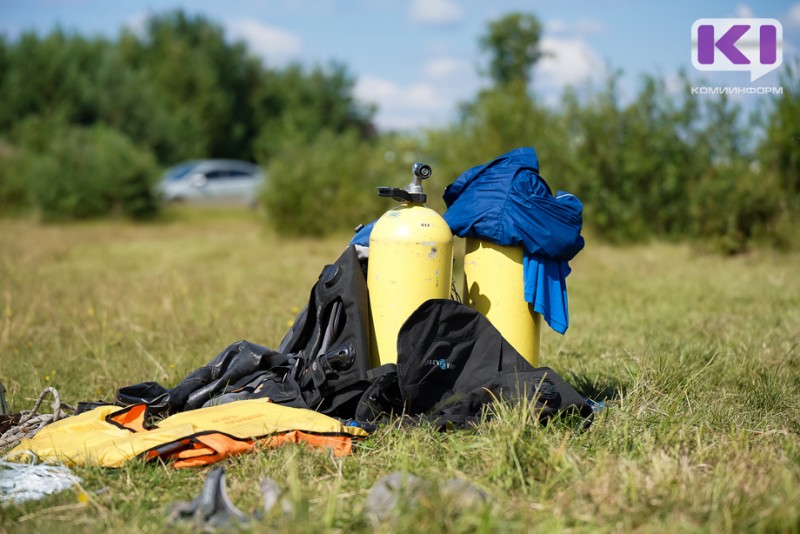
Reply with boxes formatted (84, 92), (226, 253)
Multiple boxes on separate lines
(1, 208), (799, 533)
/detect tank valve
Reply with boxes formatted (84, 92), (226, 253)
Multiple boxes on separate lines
(378, 162), (432, 203)
(412, 162), (432, 179)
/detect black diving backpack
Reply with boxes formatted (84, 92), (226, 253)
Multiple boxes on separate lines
(355, 299), (593, 428)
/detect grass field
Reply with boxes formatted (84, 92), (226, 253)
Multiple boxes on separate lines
(1, 208), (799, 533)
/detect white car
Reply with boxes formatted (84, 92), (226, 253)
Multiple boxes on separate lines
(159, 160), (265, 206)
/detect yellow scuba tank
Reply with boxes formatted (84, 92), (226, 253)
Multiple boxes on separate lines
(368, 163), (454, 367)
(463, 239), (541, 366)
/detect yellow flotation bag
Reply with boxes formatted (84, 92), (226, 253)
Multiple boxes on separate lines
(8, 399), (368, 468)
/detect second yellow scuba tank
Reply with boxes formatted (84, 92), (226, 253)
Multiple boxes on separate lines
(463, 239), (542, 366)
(367, 163), (454, 367)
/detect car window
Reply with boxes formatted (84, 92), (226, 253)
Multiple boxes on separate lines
(165, 161), (200, 181)
(205, 170), (230, 180)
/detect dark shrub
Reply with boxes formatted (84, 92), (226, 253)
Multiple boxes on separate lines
(29, 124), (161, 221)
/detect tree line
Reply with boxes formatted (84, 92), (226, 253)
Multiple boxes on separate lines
(0, 10), (797, 252)
(0, 11), (373, 220)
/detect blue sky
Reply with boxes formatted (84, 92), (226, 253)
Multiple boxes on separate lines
(2, 0), (799, 131)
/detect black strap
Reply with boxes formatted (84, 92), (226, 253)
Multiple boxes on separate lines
(367, 363), (396, 381)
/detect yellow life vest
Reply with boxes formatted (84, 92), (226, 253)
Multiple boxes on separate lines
(8, 399), (368, 468)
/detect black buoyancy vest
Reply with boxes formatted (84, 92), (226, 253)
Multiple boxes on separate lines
(116, 246), (375, 419)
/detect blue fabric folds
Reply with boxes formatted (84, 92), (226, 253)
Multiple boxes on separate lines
(351, 220), (375, 247)
(442, 147), (584, 334)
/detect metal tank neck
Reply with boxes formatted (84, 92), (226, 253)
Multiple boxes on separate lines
(377, 162), (432, 204)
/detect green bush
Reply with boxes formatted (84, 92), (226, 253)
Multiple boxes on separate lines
(262, 131), (416, 236)
(28, 124), (161, 221)
(689, 164), (790, 253)
(0, 142), (32, 215)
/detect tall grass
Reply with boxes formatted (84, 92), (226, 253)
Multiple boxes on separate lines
(1, 209), (799, 533)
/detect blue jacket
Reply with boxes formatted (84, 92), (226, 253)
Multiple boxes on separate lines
(442, 147), (584, 334)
